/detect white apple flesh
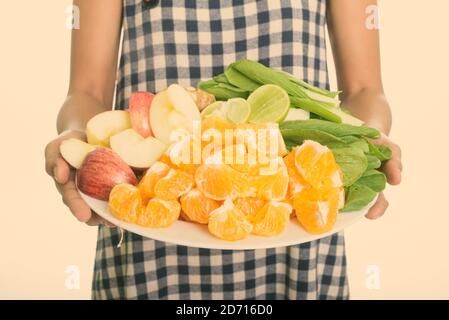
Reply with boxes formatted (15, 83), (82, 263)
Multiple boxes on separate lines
(150, 84), (200, 144)
(86, 110), (131, 147)
(110, 128), (167, 169)
(60, 138), (97, 169)
(77, 148), (137, 201)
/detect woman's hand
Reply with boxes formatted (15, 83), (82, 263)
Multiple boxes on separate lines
(44, 130), (114, 227)
(365, 134), (402, 219)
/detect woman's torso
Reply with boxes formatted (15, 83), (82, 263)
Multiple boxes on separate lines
(92, 0), (348, 300)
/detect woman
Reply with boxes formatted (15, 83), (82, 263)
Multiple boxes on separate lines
(45, 0), (402, 299)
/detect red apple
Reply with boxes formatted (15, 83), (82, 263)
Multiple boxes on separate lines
(129, 91), (154, 138)
(77, 148), (137, 201)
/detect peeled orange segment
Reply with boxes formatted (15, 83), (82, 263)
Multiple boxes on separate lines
(250, 201), (292, 236)
(294, 140), (342, 189)
(154, 168), (194, 200)
(137, 198), (181, 228)
(249, 158), (289, 200)
(201, 116), (235, 137)
(180, 188), (221, 224)
(138, 161), (171, 200)
(293, 187), (340, 234)
(195, 164), (249, 200)
(159, 153), (176, 168)
(283, 151), (308, 198)
(205, 143), (249, 169)
(201, 117), (237, 158)
(109, 183), (144, 223)
(166, 135), (202, 175)
(234, 197), (266, 218)
(208, 199), (253, 241)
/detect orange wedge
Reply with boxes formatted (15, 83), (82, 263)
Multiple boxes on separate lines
(208, 199), (253, 241)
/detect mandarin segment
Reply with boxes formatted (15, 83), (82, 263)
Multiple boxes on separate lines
(166, 136), (202, 175)
(154, 168), (194, 200)
(234, 197), (266, 218)
(283, 150), (308, 198)
(294, 140), (341, 189)
(109, 183), (145, 223)
(138, 161), (171, 201)
(293, 186), (340, 234)
(195, 164), (249, 200)
(249, 158), (289, 200)
(208, 199), (253, 241)
(249, 201), (292, 236)
(137, 198), (181, 227)
(180, 188), (221, 224)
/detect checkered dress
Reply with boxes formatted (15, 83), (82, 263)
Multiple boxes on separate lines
(92, 0), (349, 300)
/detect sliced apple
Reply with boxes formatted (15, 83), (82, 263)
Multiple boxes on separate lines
(110, 128), (167, 169)
(150, 84), (201, 144)
(60, 138), (97, 169)
(86, 110), (131, 147)
(129, 91), (154, 138)
(167, 84), (201, 121)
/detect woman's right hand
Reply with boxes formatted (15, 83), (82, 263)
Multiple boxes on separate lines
(44, 130), (114, 227)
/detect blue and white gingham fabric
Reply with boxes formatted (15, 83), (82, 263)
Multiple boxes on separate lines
(92, 0), (349, 300)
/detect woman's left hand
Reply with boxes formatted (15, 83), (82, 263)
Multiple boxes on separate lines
(365, 134), (402, 219)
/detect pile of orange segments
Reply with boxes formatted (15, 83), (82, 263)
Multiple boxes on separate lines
(108, 117), (344, 241)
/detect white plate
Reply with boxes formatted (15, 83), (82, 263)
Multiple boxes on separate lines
(80, 192), (376, 250)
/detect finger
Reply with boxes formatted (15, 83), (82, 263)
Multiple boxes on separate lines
(86, 213), (116, 228)
(54, 157), (71, 184)
(60, 179), (92, 222)
(383, 158), (402, 185)
(365, 193), (389, 220)
(85, 214), (103, 226)
(45, 141), (60, 176)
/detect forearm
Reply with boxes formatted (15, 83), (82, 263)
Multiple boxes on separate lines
(57, 0), (122, 134)
(341, 88), (392, 135)
(56, 92), (110, 134)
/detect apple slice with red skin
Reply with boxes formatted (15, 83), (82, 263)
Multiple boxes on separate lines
(129, 92), (154, 138)
(77, 148), (138, 201)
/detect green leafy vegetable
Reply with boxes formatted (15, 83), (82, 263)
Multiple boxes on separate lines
(366, 140), (392, 161)
(356, 170), (387, 192)
(366, 154), (382, 170)
(198, 59), (364, 124)
(289, 97), (342, 123)
(198, 81), (248, 100)
(280, 119), (380, 139)
(213, 73), (229, 84)
(281, 128), (346, 148)
(224, 67), (260, 91)
(230, 59), (308, 98)
(341, 183), (377, 212)
(331, 147), (368, 187)
(274, 69), (340, 98)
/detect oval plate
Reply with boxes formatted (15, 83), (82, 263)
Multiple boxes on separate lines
(80, 191), (376, 250)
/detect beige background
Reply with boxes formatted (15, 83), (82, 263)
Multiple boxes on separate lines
(0, 0), (448, 299)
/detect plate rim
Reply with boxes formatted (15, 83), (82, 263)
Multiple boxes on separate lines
(79, 189), (377, 250)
